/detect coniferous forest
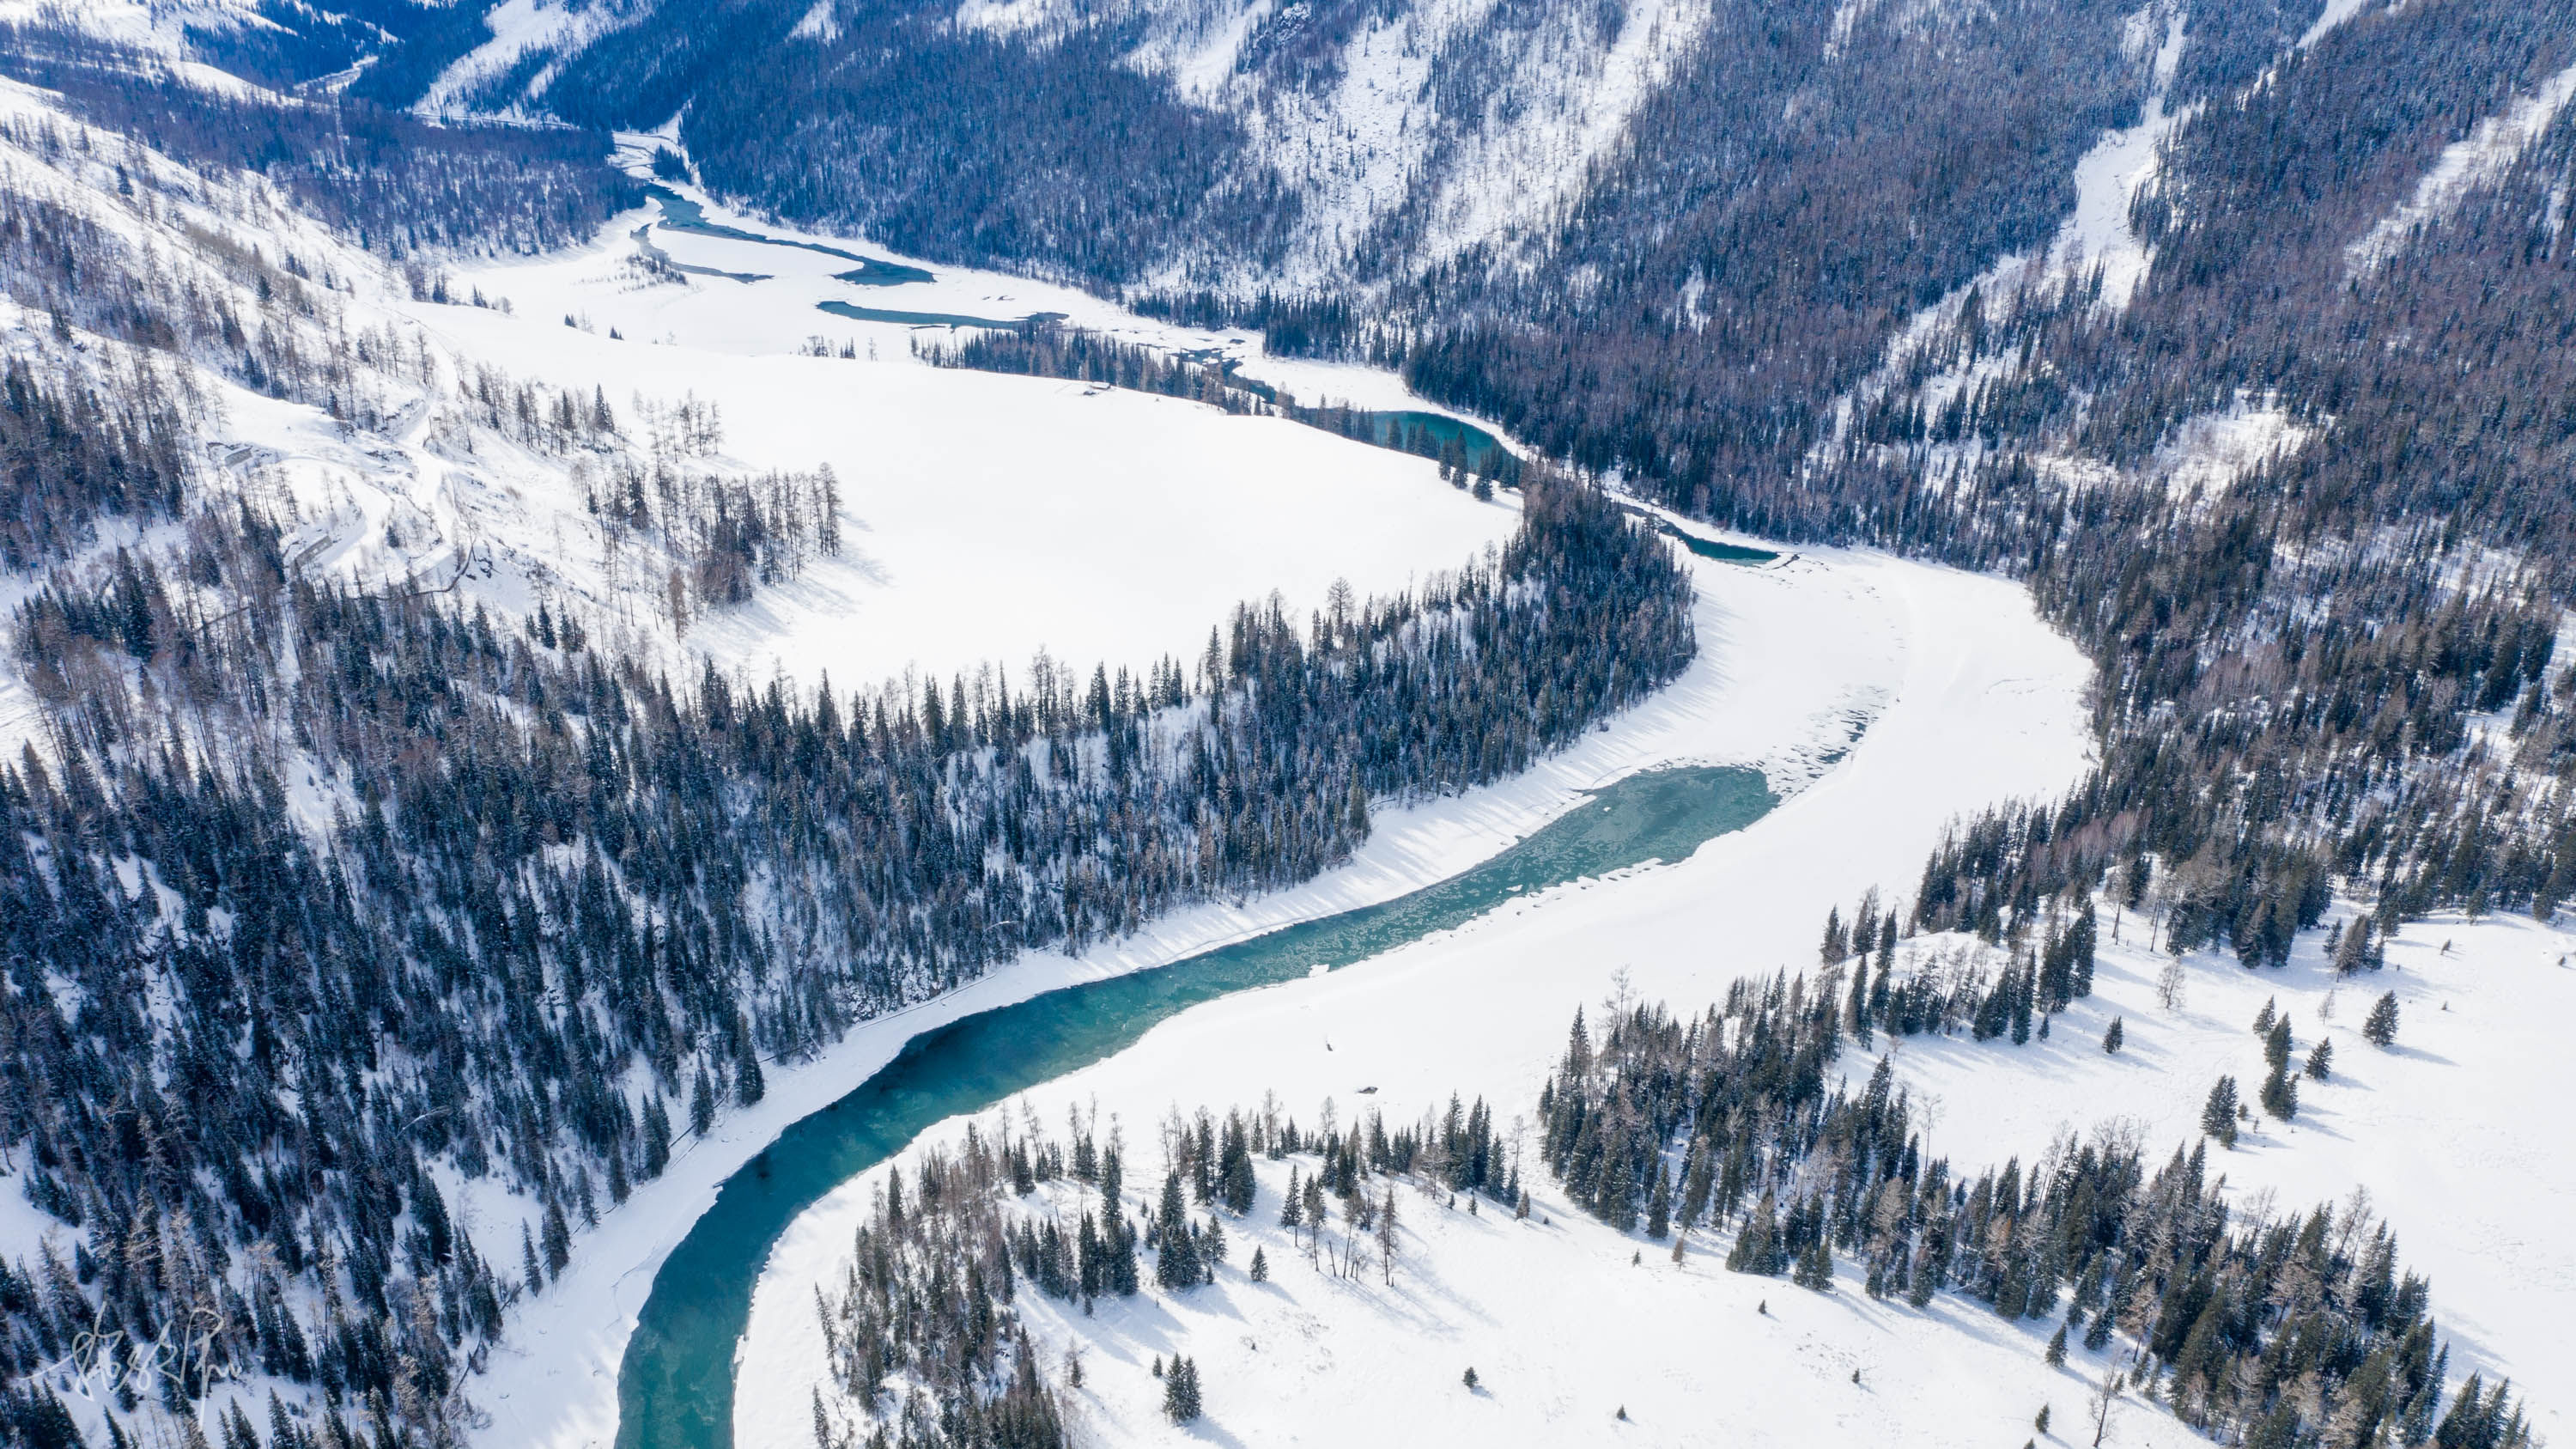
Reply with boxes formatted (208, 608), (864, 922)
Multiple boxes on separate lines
(0, 381), (1687, 1442)
(1537, 979), (2533, 1449)
(0, 0), (2570, 1445)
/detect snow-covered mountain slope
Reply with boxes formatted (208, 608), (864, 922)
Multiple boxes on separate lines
(732, 546), (2110, 1449)
(1075, 0), (1716, 281)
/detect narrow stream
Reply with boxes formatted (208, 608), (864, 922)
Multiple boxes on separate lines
(611, 764), (1777, 1449)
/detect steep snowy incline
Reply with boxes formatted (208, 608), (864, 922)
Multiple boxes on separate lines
(2345, 56), (2576, 276)
(936, 0), (1717, 282)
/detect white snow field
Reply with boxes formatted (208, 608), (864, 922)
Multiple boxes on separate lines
(468, 541), (2093, 1449)
(416, 169), (1517, 692)
(726, 545), (2121, 1449)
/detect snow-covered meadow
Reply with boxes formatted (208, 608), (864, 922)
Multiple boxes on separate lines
(738, 826), (2576, 1449)
(401, 167), (1520, 691)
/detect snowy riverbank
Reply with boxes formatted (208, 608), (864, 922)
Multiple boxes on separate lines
(727, 547), (2098, 1449)
(464, 544), (2090, 1449)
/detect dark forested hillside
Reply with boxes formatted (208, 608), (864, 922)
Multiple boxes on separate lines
(544, 0), (1292, 289)
(0, 29), (637, 260)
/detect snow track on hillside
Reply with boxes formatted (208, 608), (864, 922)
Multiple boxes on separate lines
(2346, 58), (2576, 277)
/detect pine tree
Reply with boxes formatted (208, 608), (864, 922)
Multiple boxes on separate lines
(2046, 1324), (2068, 1367)
(2260, 1062), (2299, 1121)
(2201, 1077), (2239, 1148)
(1462, 1367), (1479, 1391)
(2101, 1017), (2123, 1053)
(2305, 1038), (2333, 1081)
(2252, 997), (2277, 1037)
(1249, 1246), (1268, 1282)
(2364, 992), (2400, 1048)
(1163, 1355), (1202, 1422)
(690, 1065), (716, 1136)
(1728, 1190), (1783, 1275)
(543, 1199), (573, 1275)
(1155, 1170), (1200, 1289)
(1794, 1238), (1833, 1291)
(2069, 898), (2097, 996)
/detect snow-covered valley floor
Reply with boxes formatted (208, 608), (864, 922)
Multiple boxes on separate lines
(729, 600), (2573, 1446)
(741, 858), (2576, 1448)
(963, 903), (2573, 1448)
(791, 877), (2576, 1449)
(428, 165), (1515, 693)
(467, 543), (2094, 1449)
(723, 546), (2108, 1449)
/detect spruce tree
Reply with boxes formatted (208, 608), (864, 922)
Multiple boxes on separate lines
(2101, 1017), (2124, 1054)
(2305, 1038), (2333, 1081)
(542, 1199), (572, 1275)
(2260, 1062), (2299, 1121)
(1795, 1238), (1833, 1291)
(1155, 1170), (1200, 1289)
(2201, 1077), (2240, 1148)
(1163, 1356), (1202, 1422)
(2364, 992), (2400, 1047)
(690, 1066), (716, 1136)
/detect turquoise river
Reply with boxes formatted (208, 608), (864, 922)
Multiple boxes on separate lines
(612, 763), (1777, 1449)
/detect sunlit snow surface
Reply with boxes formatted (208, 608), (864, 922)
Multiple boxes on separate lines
(423, 174), (1516, 693)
